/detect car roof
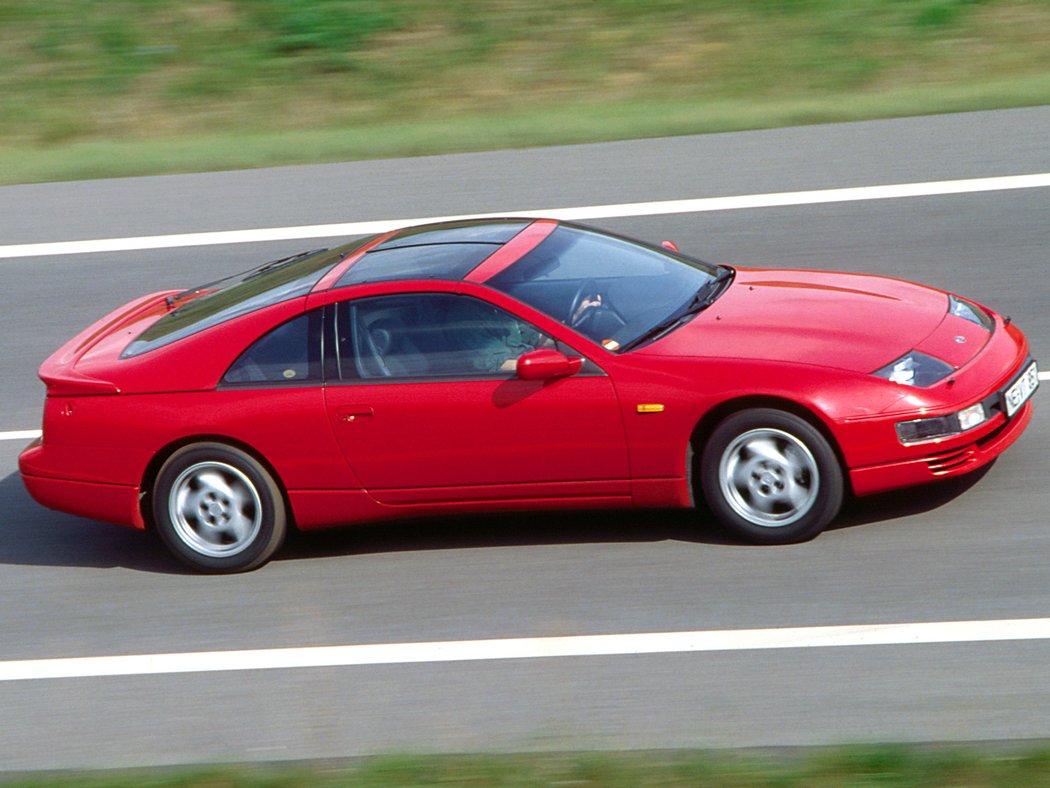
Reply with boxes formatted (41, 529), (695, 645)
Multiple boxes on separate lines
(375, 219), (532, 249)
(124, 219), (553, 358)
(331, 218), (538, 288)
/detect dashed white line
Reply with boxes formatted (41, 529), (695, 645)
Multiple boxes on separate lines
(0, 429), (40, 442)
(1, 172), (1049, 260)
(3, 618), (1050, 682)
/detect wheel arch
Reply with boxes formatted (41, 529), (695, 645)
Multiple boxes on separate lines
(139, 435), (295, 532)
(687, 395), (852, 498)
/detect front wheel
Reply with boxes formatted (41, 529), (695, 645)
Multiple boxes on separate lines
(700, 409), (843, 544)
(152, 443), (287, 573)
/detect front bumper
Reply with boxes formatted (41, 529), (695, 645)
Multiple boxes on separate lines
(849, 399), (1033, 496)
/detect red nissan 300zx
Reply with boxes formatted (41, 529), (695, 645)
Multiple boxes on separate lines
(20, 219), (1038, 572)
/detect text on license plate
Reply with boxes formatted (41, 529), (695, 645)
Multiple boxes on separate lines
(1004, 361), (1039, 418)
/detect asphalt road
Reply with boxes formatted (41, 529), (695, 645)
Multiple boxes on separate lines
(1, 108), (1049, 771)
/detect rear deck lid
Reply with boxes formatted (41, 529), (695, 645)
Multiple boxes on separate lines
(39, 291), (174, 395)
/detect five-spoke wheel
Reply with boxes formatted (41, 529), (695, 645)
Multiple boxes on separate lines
(701, 409), (843, 543)
(153, 443), (287, 572)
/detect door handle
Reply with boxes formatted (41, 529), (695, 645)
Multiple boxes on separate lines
(337, 406), (373, 424)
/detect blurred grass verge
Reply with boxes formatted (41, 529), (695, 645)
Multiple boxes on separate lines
(0, 0), (1048, 184)
(7, 745), (1050, 786)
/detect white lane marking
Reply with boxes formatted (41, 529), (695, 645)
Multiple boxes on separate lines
(0, 430), (40, 442)
(3, 618), (1050, 682)
(2, 172), (1049, 260)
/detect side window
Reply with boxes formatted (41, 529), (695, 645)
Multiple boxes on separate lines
(331, 294), (556, 381)
(224, 311), (321, 385)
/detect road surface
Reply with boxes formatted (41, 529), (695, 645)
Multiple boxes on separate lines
(0, 107), (1048, 770)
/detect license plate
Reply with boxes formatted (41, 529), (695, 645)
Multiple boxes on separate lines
(1003, 361), (1039, 418)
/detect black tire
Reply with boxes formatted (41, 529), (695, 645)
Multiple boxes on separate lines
(700, 408), (843, 544)
(152, 442), (287, 573)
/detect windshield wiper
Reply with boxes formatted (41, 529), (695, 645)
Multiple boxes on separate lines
(691, 265), (734, 310)
(619, 266), (735, 352)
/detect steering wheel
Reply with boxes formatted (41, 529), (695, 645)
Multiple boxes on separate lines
(568, 279), (630, 338)
(568, 279), (602, 329)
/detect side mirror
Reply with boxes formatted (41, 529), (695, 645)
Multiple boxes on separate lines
(661, 240), (680, 252)
(516, 348), (583, 381)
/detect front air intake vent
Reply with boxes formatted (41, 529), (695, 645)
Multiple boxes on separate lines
(926, 447), (976, 474)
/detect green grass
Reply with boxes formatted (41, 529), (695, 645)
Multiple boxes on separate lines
(1, 0), (1049, 183)
(9, 746), (1050, 786)
(3, 72), (1050, 187)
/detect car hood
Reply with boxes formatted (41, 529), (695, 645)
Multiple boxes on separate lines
(637, 267), (988, 373)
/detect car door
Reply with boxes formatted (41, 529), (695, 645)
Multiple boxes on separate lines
(323, 292), (630, 504)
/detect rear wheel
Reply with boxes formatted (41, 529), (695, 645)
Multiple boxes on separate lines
(700, 408), (843, 544)
(152, 443), (287, 572)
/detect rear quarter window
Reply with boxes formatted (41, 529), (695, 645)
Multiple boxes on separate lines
(223, 312), (322, 385)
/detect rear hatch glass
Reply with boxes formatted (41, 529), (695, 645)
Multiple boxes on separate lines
(121, 240), (370, 358)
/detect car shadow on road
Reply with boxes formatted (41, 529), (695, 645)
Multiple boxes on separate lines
(830, 463), (992, 531)
(0, 471), (180, 573)
(0, 465), (991, 572)
(279, 506), (726, 563)
(279, 466), (995, 561)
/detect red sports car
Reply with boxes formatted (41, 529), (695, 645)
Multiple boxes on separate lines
(20, 219), (1038, 572)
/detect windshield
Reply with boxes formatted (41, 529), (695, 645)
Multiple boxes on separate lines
(122, 238), (374, 358)
(487, 225), (723, 350)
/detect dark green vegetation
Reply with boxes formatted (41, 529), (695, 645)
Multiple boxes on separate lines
(2, 0), (1049, 182)
(8, 746), (1050, 786)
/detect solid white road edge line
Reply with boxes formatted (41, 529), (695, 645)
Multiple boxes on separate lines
(4, 618), (1050, 682)
(2, 172), (1049, 260)
(1, 376), (1047, 440)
